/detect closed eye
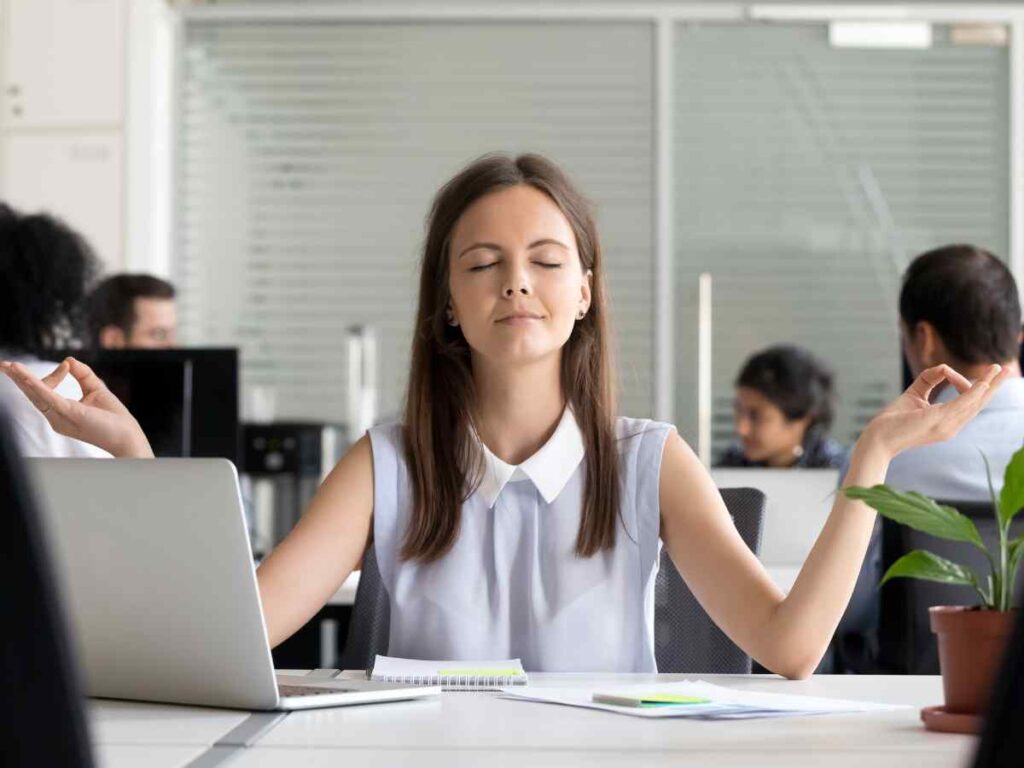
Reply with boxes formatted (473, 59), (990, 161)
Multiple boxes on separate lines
(469, 262), (499, 272)
(534, 262), (562, 269)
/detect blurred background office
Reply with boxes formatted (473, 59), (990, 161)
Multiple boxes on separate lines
(1, 0), (1021, 668)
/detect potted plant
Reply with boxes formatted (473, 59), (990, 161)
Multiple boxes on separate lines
(842, 445), (1024, 733)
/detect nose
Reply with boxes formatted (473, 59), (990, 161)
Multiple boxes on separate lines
(502, 266), (531, 297)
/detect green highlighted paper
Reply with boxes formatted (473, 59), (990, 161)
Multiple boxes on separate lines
(593, 692), (712, 708)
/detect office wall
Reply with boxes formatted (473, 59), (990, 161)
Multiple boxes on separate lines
(0, 0), (173, 277)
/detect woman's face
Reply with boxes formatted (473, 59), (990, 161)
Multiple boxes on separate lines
(733, 386), (811, 467)
(447, 184), (591, 368)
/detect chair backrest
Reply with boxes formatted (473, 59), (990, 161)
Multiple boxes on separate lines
(342, 487), (766, 674)
(340, 546), (391, 672)
(0, 408), (94, 767)
(654, 487), (766, 673)
(880, 500), (1024, 675)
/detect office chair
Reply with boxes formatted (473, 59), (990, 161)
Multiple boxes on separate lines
(878, 500), (1024, 675)
(341, 487), (766, 675)
(654, 487), (766, 673)
(0, 408), (94, 767)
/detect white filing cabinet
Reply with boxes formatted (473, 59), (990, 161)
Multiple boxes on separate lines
(0, 0), (126, 270)
(1, 131), (122, 262)
(3, 0), (124, 127)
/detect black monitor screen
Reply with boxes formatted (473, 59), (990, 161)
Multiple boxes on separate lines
(41, 348), (239, 463)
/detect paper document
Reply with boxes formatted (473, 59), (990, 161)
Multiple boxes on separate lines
(369, 655), (528, 690)
(500, 680), (908, 719)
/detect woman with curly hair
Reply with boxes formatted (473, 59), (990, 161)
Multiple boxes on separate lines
(0, 203), (109, 457)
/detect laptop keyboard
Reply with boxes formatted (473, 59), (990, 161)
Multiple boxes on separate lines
(278, 685), (357, 697)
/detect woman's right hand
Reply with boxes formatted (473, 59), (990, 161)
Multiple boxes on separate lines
(0, 357), (154, 458)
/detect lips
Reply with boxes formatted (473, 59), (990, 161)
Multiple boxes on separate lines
(496, 312), (543, 323)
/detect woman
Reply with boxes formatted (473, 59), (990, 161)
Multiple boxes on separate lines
(718, 345), (847, 469)
(2, 153), (1006, 677)
(0, 203), (108, 458)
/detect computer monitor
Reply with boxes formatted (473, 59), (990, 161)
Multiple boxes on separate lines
(0, 406), (94, 766)
(41, 348), (240, 463)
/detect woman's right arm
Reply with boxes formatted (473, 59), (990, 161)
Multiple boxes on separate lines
(256, 435), (374, 648)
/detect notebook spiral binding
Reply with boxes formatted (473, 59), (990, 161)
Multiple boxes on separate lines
(372, 673), (528, 691)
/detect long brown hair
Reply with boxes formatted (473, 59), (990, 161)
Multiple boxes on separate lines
(401, 153), (620, 562)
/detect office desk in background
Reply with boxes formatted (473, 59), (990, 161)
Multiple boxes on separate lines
(92, 673), (973, 768)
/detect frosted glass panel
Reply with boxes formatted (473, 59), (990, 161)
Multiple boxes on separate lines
(673, 23), (1010, 456)
(178, 21), (654, 424)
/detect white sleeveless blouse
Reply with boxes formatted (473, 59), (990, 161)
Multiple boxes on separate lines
(367, 411), (674, 672)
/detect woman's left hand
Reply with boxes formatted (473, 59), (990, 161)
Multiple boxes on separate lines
(861, 363), (1009, 460)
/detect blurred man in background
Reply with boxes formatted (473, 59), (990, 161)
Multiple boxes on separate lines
(86, 274), (177, 349)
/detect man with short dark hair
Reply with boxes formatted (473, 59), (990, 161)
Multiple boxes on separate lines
(835, 244), (1024, 672)
(86, 274), (177, 349)
(890, 244), (1023, 497)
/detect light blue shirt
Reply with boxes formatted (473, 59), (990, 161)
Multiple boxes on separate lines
(884, 377), (1024, 500)
(367, 411), (674, 672)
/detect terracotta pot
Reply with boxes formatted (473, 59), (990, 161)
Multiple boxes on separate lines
(929, 606), (1017, 714)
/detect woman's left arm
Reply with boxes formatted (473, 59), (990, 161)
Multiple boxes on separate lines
(660, 363), (1007, 679)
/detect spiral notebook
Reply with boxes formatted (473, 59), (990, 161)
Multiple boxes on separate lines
(368, 654), (528, 691)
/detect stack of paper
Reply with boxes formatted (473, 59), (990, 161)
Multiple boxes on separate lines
(500, 680), (908, 719)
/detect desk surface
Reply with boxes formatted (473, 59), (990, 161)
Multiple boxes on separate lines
(92, 673), (974, 768)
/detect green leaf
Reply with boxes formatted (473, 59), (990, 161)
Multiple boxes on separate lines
(998, 445), (1024, 529)
(843, 485), (985, 550)
(880, 550), (979, 588)
(1010, 534), (1024, 585)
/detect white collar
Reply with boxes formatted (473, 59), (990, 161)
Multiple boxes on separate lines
(475, 407), (586, 508)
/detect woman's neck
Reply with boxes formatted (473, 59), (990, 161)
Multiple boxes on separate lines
(472, 354), (565, 465)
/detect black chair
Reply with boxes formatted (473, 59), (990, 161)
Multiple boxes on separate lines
(878, 500), (1024, 675)
(342, 487), (766, 674)
(0, 408), (94, 767)
(654, 487), (765, 673)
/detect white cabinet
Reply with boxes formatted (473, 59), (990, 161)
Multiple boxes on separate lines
(1, 131), (123, 268)
(4, 0), (125, 127)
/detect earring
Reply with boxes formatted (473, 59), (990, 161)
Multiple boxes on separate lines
(577, 308), (587, 320)
(446, 307), (459, 327)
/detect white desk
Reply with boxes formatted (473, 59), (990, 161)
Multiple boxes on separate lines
(90, 673), (975, 768)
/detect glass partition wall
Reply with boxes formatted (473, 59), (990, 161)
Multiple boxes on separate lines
(672, 21), (1010, 457)
(176, 8), (1014, 458)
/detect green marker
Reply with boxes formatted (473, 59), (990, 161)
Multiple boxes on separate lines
(592, 692), (712, 708)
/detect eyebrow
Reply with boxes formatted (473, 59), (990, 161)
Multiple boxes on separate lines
(456, 239), (570, 259)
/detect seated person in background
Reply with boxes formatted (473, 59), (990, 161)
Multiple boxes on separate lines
(887, 245), (1023, 495)
(0, 203), (111, 457)
(85, 274), (177, 349)
(717, 345), (847, 469)
(835, 243), (1024, 672)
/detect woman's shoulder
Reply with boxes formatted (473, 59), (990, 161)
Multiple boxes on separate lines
(366, 421), (405, 453)
(614, 416), (677, 448)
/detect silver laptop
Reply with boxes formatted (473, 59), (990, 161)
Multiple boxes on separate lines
(26, 458), (439, 711)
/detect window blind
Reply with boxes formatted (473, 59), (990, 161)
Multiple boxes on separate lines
(177, 21), (655, 425)
(672, 23), (1010, 456)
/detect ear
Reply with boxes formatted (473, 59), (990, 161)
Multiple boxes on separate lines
(99, 325), (127, 349)
(915, 320), (942, 366)
(579, 269), (593, 315)
(445, 303), (459, 327)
